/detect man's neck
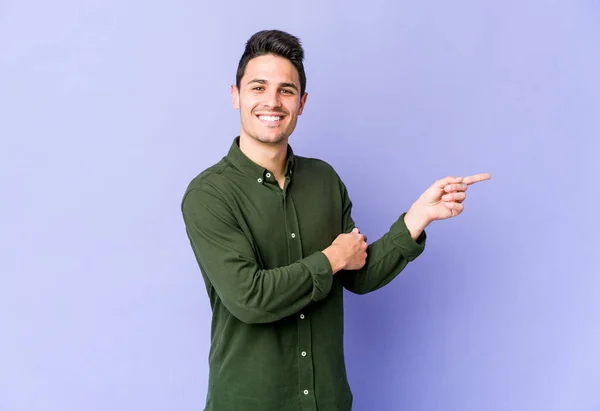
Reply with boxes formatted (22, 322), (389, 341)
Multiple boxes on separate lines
(239, 134), (288, 182)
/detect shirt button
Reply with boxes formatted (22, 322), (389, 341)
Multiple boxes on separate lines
(301, 351), (307, 357)
(257, 178), (262, 183)
(303, 390), (309, 395)
(291, 233), (296, 238)
(300, 314), (305, 319)
(266, 172), (271, 178)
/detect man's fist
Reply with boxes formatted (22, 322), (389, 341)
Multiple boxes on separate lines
(322, 228), (368, 274)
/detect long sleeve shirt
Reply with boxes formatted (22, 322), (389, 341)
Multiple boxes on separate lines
(181, 137), (427, 411)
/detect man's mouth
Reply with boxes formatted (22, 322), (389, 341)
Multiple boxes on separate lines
(256, 114), (285, 125)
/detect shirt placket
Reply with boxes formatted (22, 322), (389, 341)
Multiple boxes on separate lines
(281, 186), (317, 410)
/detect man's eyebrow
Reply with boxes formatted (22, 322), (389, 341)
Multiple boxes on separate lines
(247, 79), (299, 91)
(247, 79), (267, 86)
(279, 82), (298, 91)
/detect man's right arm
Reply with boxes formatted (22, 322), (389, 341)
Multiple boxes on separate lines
(182, 185), (350, 325)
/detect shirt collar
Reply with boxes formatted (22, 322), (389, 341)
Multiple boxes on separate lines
(226, 136), (296, 181)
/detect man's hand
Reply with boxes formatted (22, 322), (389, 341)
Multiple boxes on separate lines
(404, 173), (491, 239)
(322, 228), (368, 274)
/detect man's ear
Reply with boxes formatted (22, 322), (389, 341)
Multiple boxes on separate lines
(298, 92), (308, 115)
(231, 85), (240, 110)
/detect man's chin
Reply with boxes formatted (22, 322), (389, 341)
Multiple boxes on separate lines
(256, 134), (287, 145)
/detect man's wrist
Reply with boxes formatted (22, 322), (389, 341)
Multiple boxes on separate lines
(322, 245), (345, 274)
(404, 207), (431, 240)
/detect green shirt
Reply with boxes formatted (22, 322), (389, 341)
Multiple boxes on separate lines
(181, 137), (427, 411)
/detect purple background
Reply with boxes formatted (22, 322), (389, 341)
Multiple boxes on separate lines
(1, 1), (599, 410)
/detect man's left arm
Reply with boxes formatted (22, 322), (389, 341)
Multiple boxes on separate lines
(337, 172), (491, 294)
(336, 181), (427, 295)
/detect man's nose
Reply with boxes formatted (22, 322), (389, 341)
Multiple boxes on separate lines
(264, 89), (282, 108)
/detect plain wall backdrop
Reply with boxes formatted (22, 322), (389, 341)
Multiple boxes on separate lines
(1, 1), (599, 410)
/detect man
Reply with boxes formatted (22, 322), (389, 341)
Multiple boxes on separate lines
(181, 29), (490, 411)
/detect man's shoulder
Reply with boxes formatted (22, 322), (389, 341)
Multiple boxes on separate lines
(295, 155), (340, 178)
(182, 156), (230, 202)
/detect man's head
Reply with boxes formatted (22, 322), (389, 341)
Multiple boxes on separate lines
(231, 30), (308, 146)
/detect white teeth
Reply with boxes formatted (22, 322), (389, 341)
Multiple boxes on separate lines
(259, 115), (281, 122)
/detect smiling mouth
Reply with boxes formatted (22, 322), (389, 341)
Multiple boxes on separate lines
(256, 114), (286, 126)
(257, 115), (283, 122)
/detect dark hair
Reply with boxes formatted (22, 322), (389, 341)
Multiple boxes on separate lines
(236, 29), (307, 96)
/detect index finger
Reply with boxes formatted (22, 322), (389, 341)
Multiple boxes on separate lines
(463, 173), (491, 185)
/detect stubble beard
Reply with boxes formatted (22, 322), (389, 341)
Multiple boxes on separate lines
(256, 132), (287, 146)
(243, 121), (289, 146)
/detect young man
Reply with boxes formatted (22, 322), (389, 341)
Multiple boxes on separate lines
(181, 29), (490, 411)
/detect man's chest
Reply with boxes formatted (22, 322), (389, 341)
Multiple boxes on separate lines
(225, 177), (344, 268)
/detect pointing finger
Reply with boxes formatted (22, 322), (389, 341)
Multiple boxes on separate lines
(463, 173), (491, 185)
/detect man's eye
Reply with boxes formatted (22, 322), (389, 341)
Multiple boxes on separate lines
(253, 86), (264, 91)
(281, 89), (294, 94)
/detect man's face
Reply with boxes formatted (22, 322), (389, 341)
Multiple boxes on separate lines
(232, 54), (307, 146)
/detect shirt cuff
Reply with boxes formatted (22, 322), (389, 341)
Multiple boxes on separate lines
(389, 212), (427, 261)
(300, 251), (334, 302)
